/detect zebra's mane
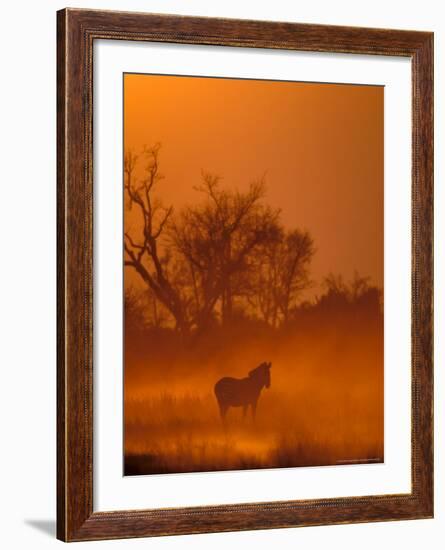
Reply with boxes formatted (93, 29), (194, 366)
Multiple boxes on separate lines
(248, 362), (268, 377)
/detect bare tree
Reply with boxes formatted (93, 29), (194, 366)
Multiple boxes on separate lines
(248, 228), (314, 326)
(124, 144), (190, 335)
(124, 145), (316, 336)
(170, 173), (280, 329)
(276, 230), (314, 323)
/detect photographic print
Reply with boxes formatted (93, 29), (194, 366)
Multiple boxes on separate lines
(123, 73), (384, 476)
(57, 10), (433, 539)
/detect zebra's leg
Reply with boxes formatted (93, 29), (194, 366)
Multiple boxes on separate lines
(251, 401), (257, 422)
(242, 405), (248, 419)
(219, 404), (228, 424)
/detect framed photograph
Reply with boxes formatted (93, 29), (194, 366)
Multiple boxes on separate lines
(57, 8), (433, 542)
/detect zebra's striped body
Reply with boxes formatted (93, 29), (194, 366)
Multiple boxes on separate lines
(214, 362), (272, 422)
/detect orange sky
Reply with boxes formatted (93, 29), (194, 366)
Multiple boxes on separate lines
(124, 73), (383, 295)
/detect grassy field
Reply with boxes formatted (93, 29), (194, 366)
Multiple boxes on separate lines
(124, 305), (384, 476)
(124, 381), (383, 475)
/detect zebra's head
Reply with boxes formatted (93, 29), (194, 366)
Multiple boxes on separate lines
(249, 361), (272, 389)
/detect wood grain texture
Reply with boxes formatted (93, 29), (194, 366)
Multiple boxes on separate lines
(57, 8), (433, 542)
(56, 8), (67, 541)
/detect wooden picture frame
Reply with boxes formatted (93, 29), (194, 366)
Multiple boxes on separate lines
(57, 8), (433, 542)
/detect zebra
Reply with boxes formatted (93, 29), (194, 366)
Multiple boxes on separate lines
(214, 362), (272, 422)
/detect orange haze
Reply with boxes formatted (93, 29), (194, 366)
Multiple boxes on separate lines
(123, 73), (384, 475)
(124, 73), (383, 295)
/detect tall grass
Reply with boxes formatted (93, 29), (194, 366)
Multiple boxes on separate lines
(125, 384), (383, 475)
